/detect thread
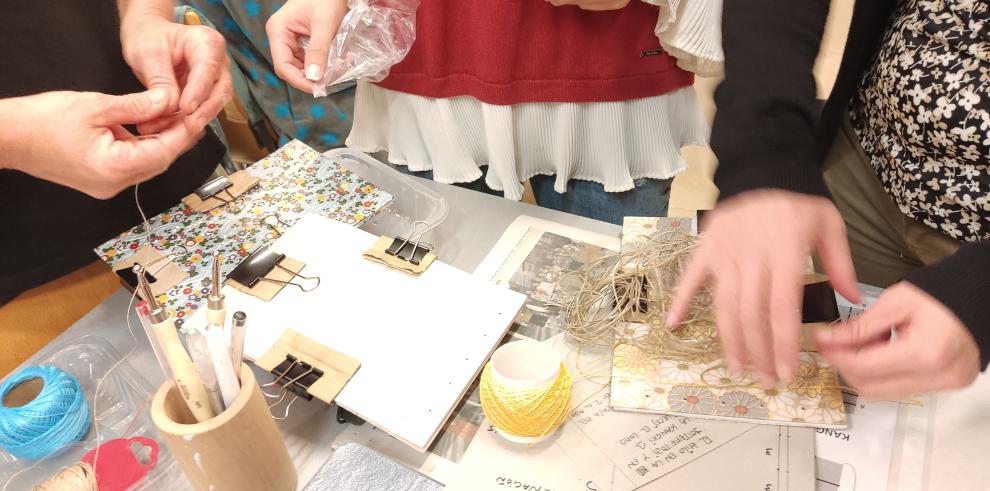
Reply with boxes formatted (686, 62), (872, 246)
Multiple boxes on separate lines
(479, 362), (572, 439)
(30, 462), (97, 491)
(0, 366), (91, 460)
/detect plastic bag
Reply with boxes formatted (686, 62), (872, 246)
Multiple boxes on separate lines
(0, 336), (184, 490)
(306, 0), (419, 97)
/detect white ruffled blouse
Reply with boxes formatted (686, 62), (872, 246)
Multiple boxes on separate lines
(345, 0), (723, 201)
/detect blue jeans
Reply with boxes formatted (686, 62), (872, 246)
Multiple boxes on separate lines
(530, 175), (672, 225)
(396, 166), (672, 225)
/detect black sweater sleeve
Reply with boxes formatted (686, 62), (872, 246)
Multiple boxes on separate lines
(908, 243), (990, 369)
(712, 0), (899, 200)
(710, 0), (833, 201)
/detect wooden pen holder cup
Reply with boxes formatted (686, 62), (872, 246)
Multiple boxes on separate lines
(151, 364), (297, 491)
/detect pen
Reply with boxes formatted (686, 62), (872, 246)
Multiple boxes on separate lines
(137, 266), (216, 422)
(229, 311), (247, 378)
(207, 251), (227, 327)
(185, 328), (225, 414)
(205, 322), (240, 408)
(135, 300), (173, 380)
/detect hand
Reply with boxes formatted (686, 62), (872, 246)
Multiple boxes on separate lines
(815, 282), (980, 398)
(0, 90), (212, 199)
(120, 14), (231, 133)
(267, 0), (350, 92)
(546, 0), (632, 11)
(667, 190), (861, 385)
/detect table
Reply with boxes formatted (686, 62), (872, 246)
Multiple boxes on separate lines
(23, 178), (990, 490)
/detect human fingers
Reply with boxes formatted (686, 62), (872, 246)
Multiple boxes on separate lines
(814, 203), (861, 304)
(769, 253), (804, 382)
(738, 260), (775, 385)
(94, 89), (171, 126)
(176, 26), (227, 115)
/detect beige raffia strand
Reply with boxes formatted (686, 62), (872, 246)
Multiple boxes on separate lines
(31, 462), (97, 491)
(553, 228), (719, 362)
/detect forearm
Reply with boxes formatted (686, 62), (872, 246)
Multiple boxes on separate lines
(711, 0), (831, 201)
(908, 242), (990, 369)
(0, 97), (29, 171)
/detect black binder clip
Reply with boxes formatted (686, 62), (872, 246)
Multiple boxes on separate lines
(385, 220), (434, 266)
(228, 246), (321, 292)
(194, 175), (238, 204)
(802, 280), (841, 323)
(261, 354), (325, 419)
(268, 354), (323, 401)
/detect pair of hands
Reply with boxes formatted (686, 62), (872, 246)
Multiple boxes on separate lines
(669, 190), (980, 399)
(266, 0), (633, 93)
(1, 14), (230, 199)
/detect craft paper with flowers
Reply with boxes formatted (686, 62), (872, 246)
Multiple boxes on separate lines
(610, 217), (847, 428)
(94, 140), (392, 326)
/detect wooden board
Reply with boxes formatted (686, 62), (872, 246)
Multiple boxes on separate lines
(192, 215), (526, 451)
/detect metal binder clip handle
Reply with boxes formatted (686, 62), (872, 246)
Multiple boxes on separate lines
(264, 264), (321, 292)
(258, 214), (289, 238)
(228, 247), (321, 292)
(385, 221), (434, 265)
(195, 175), (236, 203)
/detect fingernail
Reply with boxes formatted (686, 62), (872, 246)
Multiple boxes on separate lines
(305, 64), (321, 81)
(815, 328), (833, 341)
(188, 99), (201, 112)
(148, 88), (168, 105)
(223, 93), (233, 105)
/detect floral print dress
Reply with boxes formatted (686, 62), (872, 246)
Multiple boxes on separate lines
(851, 0), (990, 242)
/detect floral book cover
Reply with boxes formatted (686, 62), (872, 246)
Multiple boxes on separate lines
(94, 140), (392, 327)
(609, 217), (848, 429)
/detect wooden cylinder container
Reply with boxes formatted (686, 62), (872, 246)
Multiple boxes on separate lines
(151, 364), (297, 491)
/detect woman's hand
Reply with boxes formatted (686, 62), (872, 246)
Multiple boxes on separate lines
(0, 90), (212, 199)
(120, 13), (231, 133)
(815, 281), (980, 399)
(668, 190), (860, 385)
(267, 0), (350, 92)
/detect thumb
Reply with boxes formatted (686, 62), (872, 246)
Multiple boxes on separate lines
(304, 7), (345, 83)
(815, 288), (909, 348)
(96, 88), (171, 126)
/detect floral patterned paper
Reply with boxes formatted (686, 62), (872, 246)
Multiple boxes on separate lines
(94, 140), (392, 326)
(611, 343), (847, 427)
(610, 217), (847, 428)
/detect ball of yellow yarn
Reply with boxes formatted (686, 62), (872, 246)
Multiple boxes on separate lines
(479, 361), (573, 439)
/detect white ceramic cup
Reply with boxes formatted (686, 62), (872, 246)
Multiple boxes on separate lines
(487, 340), (564, 444)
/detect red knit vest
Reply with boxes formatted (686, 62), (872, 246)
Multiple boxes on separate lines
(375, 0), (694, 105)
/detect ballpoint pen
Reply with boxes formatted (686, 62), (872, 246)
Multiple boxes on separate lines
(137, 266), (216, 422)
(207, 251), (226, 327)
(229, 311), (248, 380)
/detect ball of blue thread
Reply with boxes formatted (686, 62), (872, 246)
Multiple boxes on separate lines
(0, 365), (91, 460)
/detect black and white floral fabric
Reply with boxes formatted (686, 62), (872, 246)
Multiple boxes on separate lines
(851, 0), (989, 242)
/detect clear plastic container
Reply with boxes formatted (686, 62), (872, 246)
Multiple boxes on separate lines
(325, 149), (449, 244)
(0, 336), (183, 490)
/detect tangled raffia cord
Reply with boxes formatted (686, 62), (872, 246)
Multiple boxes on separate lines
(553, 228), (719, 362)
(31, 462), (97, 491)
(479, 362), (572, 439)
